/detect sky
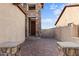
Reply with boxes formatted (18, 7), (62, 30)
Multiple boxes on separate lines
(41, 3), (66, 29)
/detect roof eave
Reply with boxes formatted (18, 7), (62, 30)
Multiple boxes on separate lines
(55, 4), (79, 25)
(13, 3), (26, 16)
(55, 6), (66, 25)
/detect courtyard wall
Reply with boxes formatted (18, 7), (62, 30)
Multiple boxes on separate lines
(41, 28), (55, 38)
(41, 24), (79, 42)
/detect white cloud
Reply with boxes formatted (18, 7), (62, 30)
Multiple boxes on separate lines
(50, 4), (58, 10)
(51, 5), (65, 19)
(53, 8), (63, 16)
(41, 4), (67, 29)
(50, 4), (65, 16)
(41, 18), (55, 29)
(50, 3), (66, 10)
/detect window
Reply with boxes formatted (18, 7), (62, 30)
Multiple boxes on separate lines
(21, 3), (24, 6)
(28, 4), (36, 10)
(68, 23), (73, 26)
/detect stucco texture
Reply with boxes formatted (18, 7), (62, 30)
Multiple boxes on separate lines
(0, 4), (25, 47)
(56, 6), (79, 27)
(41, 29), (55, 38)
(55, 24), (78, 42)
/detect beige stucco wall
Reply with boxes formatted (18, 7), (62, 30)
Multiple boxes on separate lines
(40, 24), (78, 41)
(0, 4), (25, 47)
(55, 6), (79, 42)
(55, 24), (78, 42)
(56, 6), (79, 27)
(41, 28), (55, 38)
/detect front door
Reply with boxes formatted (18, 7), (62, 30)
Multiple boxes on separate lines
(29, 17), (36, 36)
(30, 20), (36, 36)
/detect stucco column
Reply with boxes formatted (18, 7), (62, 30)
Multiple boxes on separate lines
(27, 17), (29, 37)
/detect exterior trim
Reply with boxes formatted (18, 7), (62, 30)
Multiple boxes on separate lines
(41, 3), (44, 8)
(13, 3), (26, 15)
(13, 3), (44, 15)
(55, 4), (79, 25)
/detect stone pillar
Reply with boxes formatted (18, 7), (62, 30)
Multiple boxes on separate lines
(27, 17), (29, 37)
(36, 18), (38, 37)
(38, 11), (41, 37)
(58, 46), (79, 56)
(25, 17), (27, 37)
(0, 45), (21, 56)
(35, 12), (41, 37)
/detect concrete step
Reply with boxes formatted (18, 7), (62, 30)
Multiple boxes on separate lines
(26, 36), (41, 40)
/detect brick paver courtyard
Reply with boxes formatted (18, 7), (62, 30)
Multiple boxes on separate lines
(21, 37), (59, 56)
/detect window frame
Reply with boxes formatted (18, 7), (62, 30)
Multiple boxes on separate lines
(28, 4), (36, 10)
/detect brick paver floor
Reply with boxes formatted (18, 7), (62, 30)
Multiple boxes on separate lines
(21, 37), (59, 56)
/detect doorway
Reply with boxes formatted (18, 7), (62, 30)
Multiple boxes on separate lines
(29, 17), (36, 36)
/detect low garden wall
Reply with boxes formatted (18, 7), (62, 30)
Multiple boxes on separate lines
(54, 24), (78, 41)
(41, 24), (79, 42)
(41, 28), (55, 38)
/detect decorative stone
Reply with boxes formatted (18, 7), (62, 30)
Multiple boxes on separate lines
(57, 42), (79, 56)
(1, 48), (7, 53)
(15, 51), (21, 56)
(11, 47), (17, 55)
(59, 48), (65, 56)
(75, 49), (79, 56)
(0, 48), (2, 54)
(0, 45), (21, 56)
(15, 48), (21, 56)
(7, 54), (12, 56)
(6, 48), (11, 54)
(0, 48), (2, 51)
(66, 48), (76, 56)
